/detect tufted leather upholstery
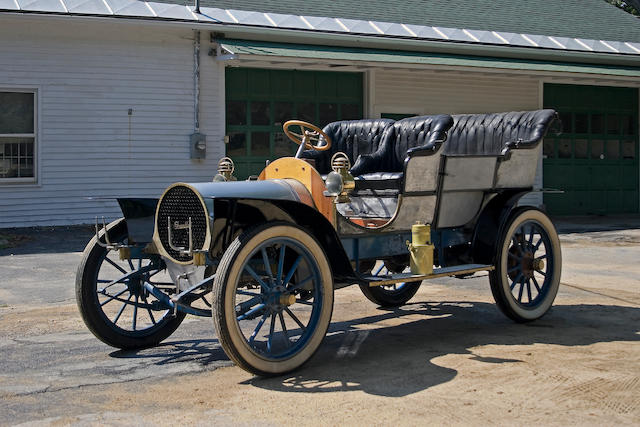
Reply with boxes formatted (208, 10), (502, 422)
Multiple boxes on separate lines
(300, 118), (395, 174)
(445, 109), (557, 156)
(352, 114), (454, 174)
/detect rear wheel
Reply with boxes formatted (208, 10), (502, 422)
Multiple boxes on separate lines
(76, 218), (185, 349)
(359, 259), (420, 307)
(212, 222), (334, 376)
(489, 208), (561, 322)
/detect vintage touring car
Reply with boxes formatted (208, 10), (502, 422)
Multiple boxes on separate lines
(77, 109), (561, 375)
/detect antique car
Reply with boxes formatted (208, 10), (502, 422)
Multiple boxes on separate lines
(76, 109), (561, 375)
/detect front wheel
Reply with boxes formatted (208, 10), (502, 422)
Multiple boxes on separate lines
(212, 222), (334, 376)
(489, 208), (561, 322)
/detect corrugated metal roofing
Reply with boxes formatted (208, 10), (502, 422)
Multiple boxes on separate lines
(2, 0), (640, 56)
(218, 38), (640, 77)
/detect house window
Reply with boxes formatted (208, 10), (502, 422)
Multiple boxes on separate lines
(0, 91), (36, 182)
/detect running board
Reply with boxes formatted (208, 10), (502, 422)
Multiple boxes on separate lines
(364, 264), (494, 287)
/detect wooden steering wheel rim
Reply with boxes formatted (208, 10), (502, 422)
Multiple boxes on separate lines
(283, 120), (332, 152)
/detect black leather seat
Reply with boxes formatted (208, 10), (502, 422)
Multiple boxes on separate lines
(300, 118), (395, 175)
(351, 114), (454, 196)
(445, 110), (557, 155)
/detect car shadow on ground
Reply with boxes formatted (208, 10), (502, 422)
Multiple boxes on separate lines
(109, 338), (231, 368)
(242, 301), (640, 397)
(103, 301), (639, 397)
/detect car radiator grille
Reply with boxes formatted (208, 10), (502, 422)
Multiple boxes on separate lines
(156, 185), (208, 262)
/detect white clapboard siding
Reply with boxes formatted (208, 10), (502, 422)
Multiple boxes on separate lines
(373, 69), (543, 207)
(0, 18), (225, 228)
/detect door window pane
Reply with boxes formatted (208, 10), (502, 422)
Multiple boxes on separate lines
(574, 113), (588, 133)
(607, 114), (619, 135)
(274, 132), (293, 157)
(319, 103), (338, 126)
(250, 101), (270, 126)
(227, 132), (247, 156)
(606, 140), (620, 160)
(250, 132), (270, 156)
(226, 101), (247, 126)
(274, 102), (293, 127)
(0, 92), (34, 133)
(574, 139), (588, 159)
(591, 139), (604, 159)
(558, 139), (572, 158)
(341, 103), (361, 120)
(591, 114), (604, 134)
(558, 112), (572, 133)
(623, 140), (636, 159)
(621, 114), (635, 135)
(543, 139), (554, 158)
(297, 103), (315, 123)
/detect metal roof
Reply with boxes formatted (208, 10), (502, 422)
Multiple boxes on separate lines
(1, 0), (640, 56)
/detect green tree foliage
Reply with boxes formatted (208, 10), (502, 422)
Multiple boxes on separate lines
(605, 0), (640, 16)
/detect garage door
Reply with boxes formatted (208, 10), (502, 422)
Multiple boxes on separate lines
(225, 68), (363, 179)
(543, 84), (639, 215)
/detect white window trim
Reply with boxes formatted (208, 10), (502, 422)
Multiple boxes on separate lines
(0, 88), (39, 185)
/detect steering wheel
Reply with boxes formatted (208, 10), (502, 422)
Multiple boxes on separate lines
(283, 120), (332, 157)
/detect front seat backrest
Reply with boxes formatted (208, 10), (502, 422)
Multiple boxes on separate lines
(382, 114), (454, 172)
(300, 118), (395, 174)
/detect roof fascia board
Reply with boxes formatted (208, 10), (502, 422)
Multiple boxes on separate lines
(224, 52), (640, 82)
(2, 11), (639, 67)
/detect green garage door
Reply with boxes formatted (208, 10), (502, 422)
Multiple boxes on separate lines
(543, 84), (639, 215)
(225, 68), (363, 178)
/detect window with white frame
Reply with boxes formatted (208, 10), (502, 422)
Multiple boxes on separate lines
(0, 91), (36, 182)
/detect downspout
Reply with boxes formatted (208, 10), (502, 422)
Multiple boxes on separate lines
(193, 29), (200, 133)
(190, 28), (207, 159)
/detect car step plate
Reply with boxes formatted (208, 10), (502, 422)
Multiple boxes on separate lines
(364, 264), (495, 286)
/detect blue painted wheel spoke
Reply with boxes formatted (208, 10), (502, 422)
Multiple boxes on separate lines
(535, 269), (546, 277)
(507, 265), (520, 274)
(142, 294), (157, 325)
(373, 264), (385, 276)
(237, 303), (265, 321)
(132, 294), (138, 331)
(510, 273), (523, 291)
(508, 252), (522, 261)
(282, 255), (303, 287)
(295, 299), (315, 306)
(244, 265), (271, 292)
(532, 276), (541, 293)
(526, 279), (532, 303)
(249, 313), (269, 344)
(127, 259), (135, 271)
(528, 228), (535, 246)
(278, 312), (290, 347)
(104, 256), (127, 274)
(276, 244), (286, 286)
(100, 288), (128, 306)
(97, 279), (111, 284)
(236, 289), (261, 297)
(287, 275), (313, 292)
(112, 294), (132, 325)
(261, 248), (276, 288)
(284, 307), (306, 331)
(535, 254), (547, 261)
(534, 238), (544, 251)
(517, 277), (525, 302)
(267, 313), (276, 354)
